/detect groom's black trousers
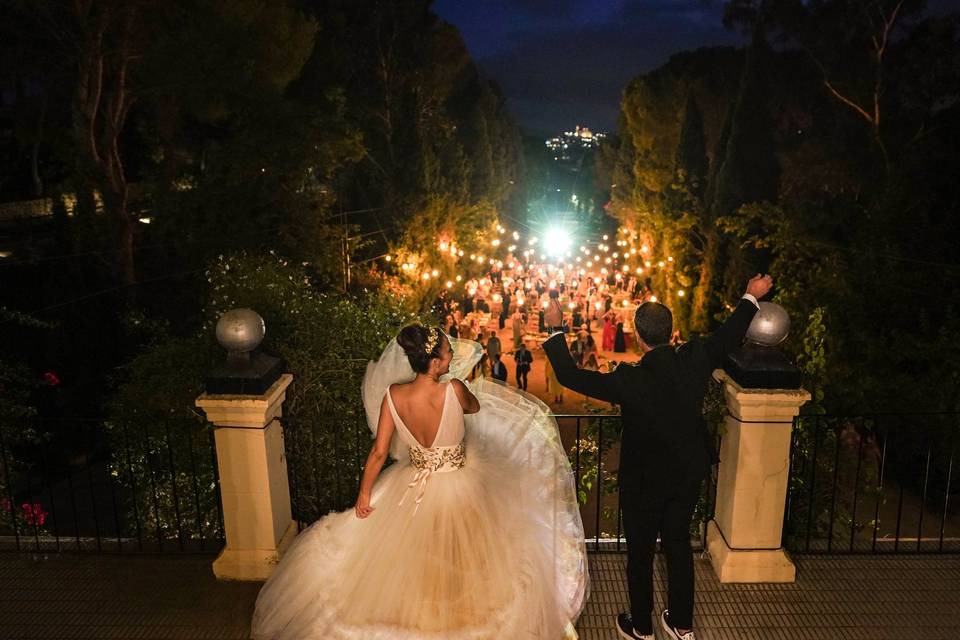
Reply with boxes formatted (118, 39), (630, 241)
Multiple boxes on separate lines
(620, 473), (703, 634)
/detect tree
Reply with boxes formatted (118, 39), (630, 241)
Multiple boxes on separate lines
(724, 0), (928, 169)
(675, 93), (709, 201)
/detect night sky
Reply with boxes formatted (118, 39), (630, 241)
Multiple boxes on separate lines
(432, 0), (744, 135)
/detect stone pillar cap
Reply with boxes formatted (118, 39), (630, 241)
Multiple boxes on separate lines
(713, 369), (811, 422)
(195, 373), (293, 429)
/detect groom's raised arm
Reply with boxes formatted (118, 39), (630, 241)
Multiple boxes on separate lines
(543, 333), (622, 404)
(703, 274), (772, 368)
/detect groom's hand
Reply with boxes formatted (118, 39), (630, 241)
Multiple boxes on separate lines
(746, 273), (774, 300)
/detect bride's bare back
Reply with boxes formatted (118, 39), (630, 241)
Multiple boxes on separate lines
(387, 382), (449, 448)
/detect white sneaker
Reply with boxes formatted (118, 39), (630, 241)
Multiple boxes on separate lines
(616, 612), (654, 640)
(660, 609), (696, 640)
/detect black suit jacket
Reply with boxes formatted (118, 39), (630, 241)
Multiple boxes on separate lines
(543, 299), (759, 494)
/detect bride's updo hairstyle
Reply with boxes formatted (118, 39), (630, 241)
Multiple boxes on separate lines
(396, 324), (442, 374)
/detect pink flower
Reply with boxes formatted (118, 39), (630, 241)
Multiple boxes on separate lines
(43, 371), (61, 387)
(20, 502), (47, 527)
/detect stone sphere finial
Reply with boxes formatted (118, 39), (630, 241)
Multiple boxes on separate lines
(745, 302), (790, 347)
(215, 308), (266, 353)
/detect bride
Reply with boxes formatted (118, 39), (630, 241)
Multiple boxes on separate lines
(251, 324), (588, 639)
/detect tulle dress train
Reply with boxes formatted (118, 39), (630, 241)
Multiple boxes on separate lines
(250, 338), (588, 639)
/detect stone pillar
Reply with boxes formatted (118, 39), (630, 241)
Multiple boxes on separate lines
(195, 373), (297, 581)
(706, 369), (810, 583)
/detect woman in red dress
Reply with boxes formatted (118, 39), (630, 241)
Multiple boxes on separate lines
(601, 313), (616, 351)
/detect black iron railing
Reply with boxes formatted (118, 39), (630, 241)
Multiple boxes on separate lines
(22, 408), (952, 557)
(784, 412), (960, 554)
(0, 417), (224, 553)
(283, 412), (719, 553)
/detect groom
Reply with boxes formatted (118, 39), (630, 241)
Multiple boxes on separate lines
(543, 274), (774, 640)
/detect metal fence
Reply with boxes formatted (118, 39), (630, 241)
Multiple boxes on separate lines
(12, 408), (954, 557)
(283, 413), (720, 553)
(0, 417), (224, 553)
(784, 412), (960, 554)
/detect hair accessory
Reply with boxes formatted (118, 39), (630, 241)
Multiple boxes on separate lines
(423, 327), (440, 355)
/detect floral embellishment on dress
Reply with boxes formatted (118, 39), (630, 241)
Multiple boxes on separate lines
(409, 442), (465, 472)
(399, 443), (465, 515)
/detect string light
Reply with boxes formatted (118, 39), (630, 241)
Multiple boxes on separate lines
(677, 290), (685, 297)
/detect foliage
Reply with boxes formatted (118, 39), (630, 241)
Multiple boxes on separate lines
(102, 250), (420, 534)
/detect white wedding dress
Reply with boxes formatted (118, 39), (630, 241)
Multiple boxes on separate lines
(250, 337), (588, 639)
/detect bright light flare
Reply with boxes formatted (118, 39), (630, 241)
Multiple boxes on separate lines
(543, 227), (572, 257)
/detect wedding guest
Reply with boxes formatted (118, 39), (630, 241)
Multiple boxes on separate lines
(513, 342), (533, 391)
(511, 310), (525, 348)
(490, 353), (508, 382)
(570, 332), (585, 367)
(486, 330), (501, 361)
(583, 334), (598, 362)
(572, 304), (584, 330)
(544, 289), (564, 333)
(614, 320), (627, 353)
(582, 352), (600, 371)
(445, 315), (459, 339)
(473, 332), (487, 377)
(499, 288), (511, 329)
(602, 314), (616, 351)
(545, 357), (564, 404)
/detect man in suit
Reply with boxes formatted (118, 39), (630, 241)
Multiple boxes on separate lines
(543, 274), (773, 640)
(489, 353), (508, 382)
(513, 342), (534, 390)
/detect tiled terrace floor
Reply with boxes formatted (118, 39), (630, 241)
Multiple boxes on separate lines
(0, 550), (958, 639)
